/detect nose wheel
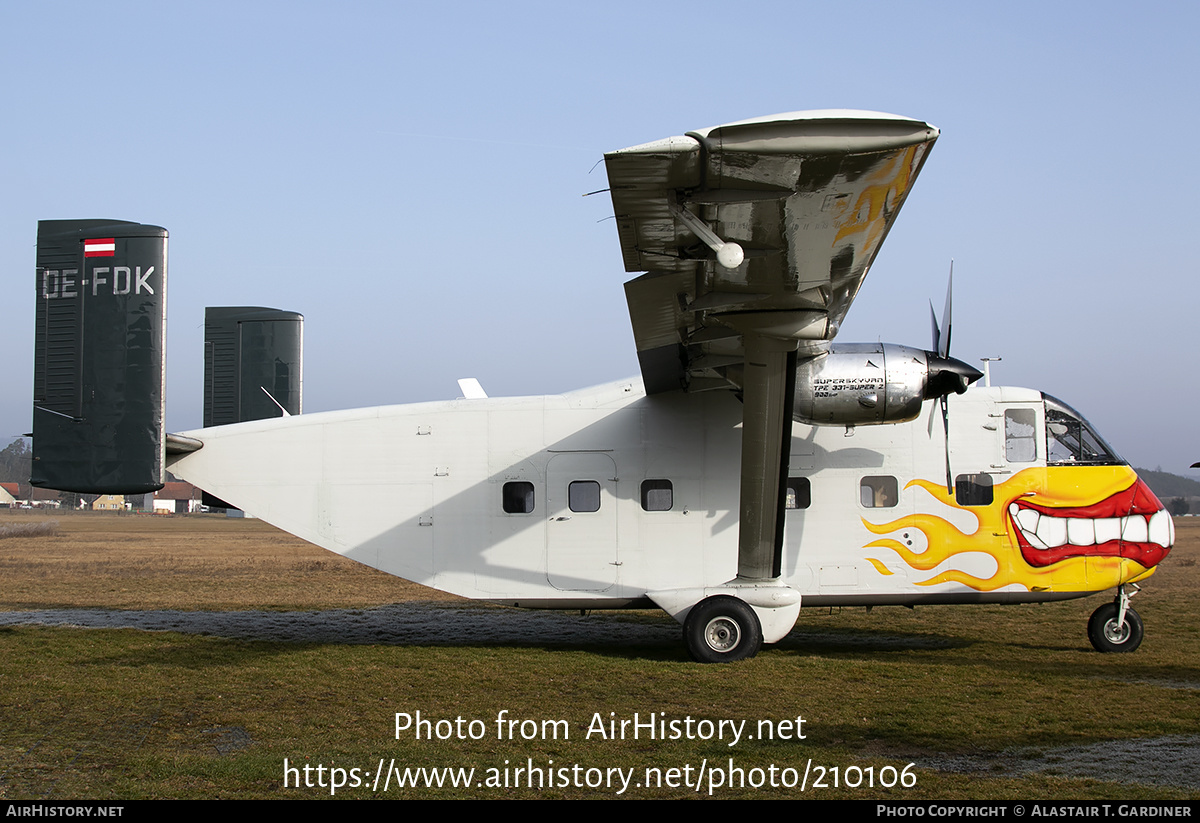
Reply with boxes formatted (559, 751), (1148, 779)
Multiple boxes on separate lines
(1087, 585), (1144, 653)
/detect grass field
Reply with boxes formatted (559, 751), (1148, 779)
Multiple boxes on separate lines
(1, 509), (1197, 799)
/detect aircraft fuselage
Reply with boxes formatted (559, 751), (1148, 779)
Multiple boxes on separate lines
(168, 379), (1170, 613)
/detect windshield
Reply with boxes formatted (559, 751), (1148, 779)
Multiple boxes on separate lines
(1042, 394), (1125, 466)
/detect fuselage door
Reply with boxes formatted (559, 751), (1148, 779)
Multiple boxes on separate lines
(546, 452), (618, 592)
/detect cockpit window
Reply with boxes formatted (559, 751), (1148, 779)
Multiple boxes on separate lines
(1042, 394), (1124, 466)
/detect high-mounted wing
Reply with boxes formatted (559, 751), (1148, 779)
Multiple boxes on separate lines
(605, 110), (939, 395)
(605, 111), (939, 586)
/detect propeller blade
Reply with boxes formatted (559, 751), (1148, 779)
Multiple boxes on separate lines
(938, 261), (953, 359)
(929, 300), (941, 354)
(942, 394), (953, 495)
(927, 260), (961, 495)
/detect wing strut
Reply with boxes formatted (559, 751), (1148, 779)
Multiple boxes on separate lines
(736, 334), (799, 581)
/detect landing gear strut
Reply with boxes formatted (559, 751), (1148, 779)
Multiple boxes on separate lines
(1087, 584), (1144, 653)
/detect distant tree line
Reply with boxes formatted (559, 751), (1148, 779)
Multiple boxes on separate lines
(1135, 467), (1200, 499)
(0, 438), (31, 484)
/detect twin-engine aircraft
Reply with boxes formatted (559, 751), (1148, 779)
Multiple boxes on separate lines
(30, 110), (1172, 662)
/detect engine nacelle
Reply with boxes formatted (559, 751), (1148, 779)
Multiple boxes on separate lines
(793, 343), (980, 426)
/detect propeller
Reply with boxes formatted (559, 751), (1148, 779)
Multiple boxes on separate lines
(924, 262), (982, 494)
(931, 263), (952, 359)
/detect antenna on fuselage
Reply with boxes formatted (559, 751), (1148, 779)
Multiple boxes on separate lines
(980, 357), (1002, 388)
(260, 386), (292, 417)
(457, 378), (488, 399)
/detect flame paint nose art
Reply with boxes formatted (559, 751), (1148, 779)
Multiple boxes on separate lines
(863, 467), (1172, 594)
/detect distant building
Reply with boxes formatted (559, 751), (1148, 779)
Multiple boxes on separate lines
(153, 482), (203, 514)
(91, 494), (127, 511)
(28, 488), (62, 508)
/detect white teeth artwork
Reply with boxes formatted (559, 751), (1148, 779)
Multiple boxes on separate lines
(1095, 518), (1123, 544)
(1008, 504), (1173, 550)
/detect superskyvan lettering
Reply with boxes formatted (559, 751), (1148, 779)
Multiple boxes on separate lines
(40, 266), (156, 299)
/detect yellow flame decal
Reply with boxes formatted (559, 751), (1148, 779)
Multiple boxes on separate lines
(862, 466), (1152, 592)
(865, 557), (894, 576)
(833, 143), (924, 254)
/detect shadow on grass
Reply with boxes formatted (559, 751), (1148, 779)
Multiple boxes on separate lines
(6, 604), (1200, 688)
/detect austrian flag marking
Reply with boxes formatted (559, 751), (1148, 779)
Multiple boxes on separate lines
(83, 238), (115, 257)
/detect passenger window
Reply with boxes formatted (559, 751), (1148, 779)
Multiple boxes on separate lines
(502, 481), (535, 514)
(641, 479), (673, 512)
(785, 478), (811, 510)
(1005, 409), (1037, 462)
(860, 476), (898, 508)
(568, 480), (601, 513)
(955, 473), (993, 506)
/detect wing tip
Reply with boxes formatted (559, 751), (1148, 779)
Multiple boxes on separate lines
(696, 108), (938, 135)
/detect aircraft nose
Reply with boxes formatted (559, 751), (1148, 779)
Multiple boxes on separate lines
(924, 354), (984, 399)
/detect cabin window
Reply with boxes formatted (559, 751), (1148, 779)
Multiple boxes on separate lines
(1005, 409), (1037, 462)
(640, 479), (673, 511)
(860, 476), (898, 508)
(502, 481), (535, 514)
(955, 473), (994, 506)
(568, 480), (601, 513)
(785, 478), (811, 510)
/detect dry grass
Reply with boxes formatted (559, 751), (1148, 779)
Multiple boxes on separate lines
(0, 509), (456, 610)
(0, 520), (59, 540)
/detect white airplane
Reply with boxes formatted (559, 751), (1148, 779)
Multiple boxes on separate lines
(31, 110), (1173, 662)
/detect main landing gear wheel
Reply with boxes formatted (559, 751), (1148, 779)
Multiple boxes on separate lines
(1088, 602), (1144, 653)
(683, 596), (763, 663)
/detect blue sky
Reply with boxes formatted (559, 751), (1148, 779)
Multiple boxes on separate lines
(2, 1), (1196, 473)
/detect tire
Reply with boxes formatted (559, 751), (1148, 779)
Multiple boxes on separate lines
(1087, 603), (1144, 653)
(683, 596), (763, 663)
